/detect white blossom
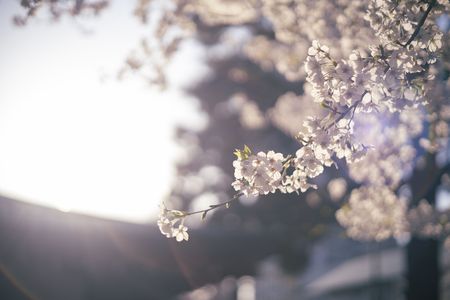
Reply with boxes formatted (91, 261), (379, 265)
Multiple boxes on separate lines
(157, 204), (189, 242)
(148, 0), (450, 242)
(336, 185), (409, 241)
(327, 178), (347, 201)
(232, 149), (287, 196)
(173, 224), (189, 242)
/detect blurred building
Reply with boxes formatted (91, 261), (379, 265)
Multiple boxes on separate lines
(0, 194), (302, 300)
(180, 227), (450, 300)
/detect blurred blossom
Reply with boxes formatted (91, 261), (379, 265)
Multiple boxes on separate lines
(246, 0), (373, 83)
(327, 178), (347, 202)
(401, 185), (450, 246)
(228, 93), (268, 130)
(245, 36), (307, 81)
(237, 276), (256, 300)
(239, 194), (259, 206)
(179, 284), (218, 300)
(409, 199), (450, 239)
(336, 185), (408, 241)
(209, 27), (252, 59)
(268, 91), (325, 137)
(184, 0), (259, 26)
(445, 236), (450, 250)
(179, 175), (205, 195)
(199, 165), (229, 189)
(13, 0), (109, 26)
(228, 67), (249, 83)
(306, 191), (321, 208)
(190, 192), (220, 214)
(348, 109), (420, 189)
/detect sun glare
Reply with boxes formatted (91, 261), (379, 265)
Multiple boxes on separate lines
(0, 2), (206, 223)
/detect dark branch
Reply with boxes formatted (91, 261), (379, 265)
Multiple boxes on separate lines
(401, 0), (437, 48)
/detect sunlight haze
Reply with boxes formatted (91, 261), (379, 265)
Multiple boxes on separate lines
(0, 1), (207, 223)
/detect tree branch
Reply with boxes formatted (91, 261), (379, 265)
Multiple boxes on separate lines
(183, 193), (243, 218)
(400, 0), (437, 48)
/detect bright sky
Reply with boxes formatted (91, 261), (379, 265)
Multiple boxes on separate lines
(0, 1), (208, 223)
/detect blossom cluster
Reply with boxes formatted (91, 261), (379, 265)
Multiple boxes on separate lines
(348, 109), (421, 188)
(157, 204), (189, 242)
(232, 149), (286, 196)
(336, 185), (408, 241)
(268, 91), (326, 137)
(230, 120), (364, 196)
(139, 0), (450, 243)
(13, 0), (450, 245)
(230, 0), (450, 242)
(419, 78), (450, 153)
(228, 93), (268, 130)
(13, 0), (109, 26)
(245, 0), (372, 82)
(408, 199), (450, 240)
(366, 0), (447, 52)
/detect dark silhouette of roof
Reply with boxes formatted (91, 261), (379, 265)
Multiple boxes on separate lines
(0, 195), (298, 300)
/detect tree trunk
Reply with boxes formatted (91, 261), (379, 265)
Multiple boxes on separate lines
(406, 157), (444, 300)
(406, 237), (439, 300)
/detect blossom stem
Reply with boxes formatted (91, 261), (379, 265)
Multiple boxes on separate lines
(182, 193), (243, 217)
(322, 102), (345, 115)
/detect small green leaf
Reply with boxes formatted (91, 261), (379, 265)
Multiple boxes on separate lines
(243, 144), (252, 156)
(233, 149), (243, 160)
(234, 145), (252, 160)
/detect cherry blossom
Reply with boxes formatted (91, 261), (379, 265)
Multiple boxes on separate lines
(336, 185), (409, 241)
(135, 0), (450, 243)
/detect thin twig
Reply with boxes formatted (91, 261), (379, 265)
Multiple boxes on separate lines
(324, 91), (367, 131)
(183, 193), (243, 217)
(322, 102), (345, 115)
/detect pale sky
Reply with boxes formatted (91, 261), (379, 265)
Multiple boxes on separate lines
(0, 1), (208, 223)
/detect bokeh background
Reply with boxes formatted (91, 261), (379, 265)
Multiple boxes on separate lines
(0, 1), (449, 300)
